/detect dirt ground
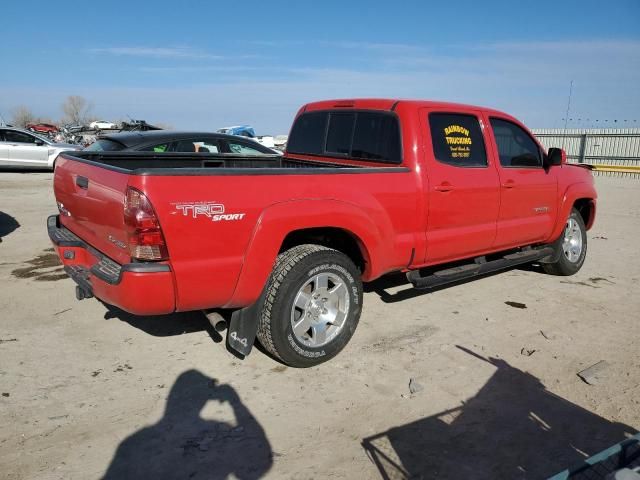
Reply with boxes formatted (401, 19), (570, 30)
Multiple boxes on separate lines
(0, 171), (638, 480)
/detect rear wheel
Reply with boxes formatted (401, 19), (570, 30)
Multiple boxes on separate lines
(543, 208), (587, 276)
(256, 244), (363, 367)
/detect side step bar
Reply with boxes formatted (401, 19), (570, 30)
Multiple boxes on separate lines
(406, 247), (554, 290)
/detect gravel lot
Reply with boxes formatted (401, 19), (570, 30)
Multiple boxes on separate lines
(1, 171), (638, 479)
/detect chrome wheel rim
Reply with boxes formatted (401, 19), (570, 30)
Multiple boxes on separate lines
(562, 217), (583, 263)
(290, 272), (350, 348)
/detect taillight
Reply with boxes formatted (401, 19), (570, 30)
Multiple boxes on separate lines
(123, 187), (168, 261)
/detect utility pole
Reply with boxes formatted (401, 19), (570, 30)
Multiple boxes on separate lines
(562, 80), (573, 151)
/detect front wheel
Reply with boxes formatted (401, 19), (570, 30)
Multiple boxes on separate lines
(543, 208), (587, 276)
(256, 244), (363, 367)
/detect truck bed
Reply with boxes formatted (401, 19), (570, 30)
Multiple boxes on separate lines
(67, 151), (407, 175)
(53, 150), (416, 312)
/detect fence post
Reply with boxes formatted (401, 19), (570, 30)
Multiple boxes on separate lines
(579, 133), (587, 164)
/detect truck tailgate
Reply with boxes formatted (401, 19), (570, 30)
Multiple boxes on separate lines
(54, 155), (132, 265)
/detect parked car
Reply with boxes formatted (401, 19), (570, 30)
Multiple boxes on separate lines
(49, 98), (596, 367)
(26, 123), (59, 136)
(119, 119), (162, 131)
(217, 125), (256, 138)
(89, 120), (118, 131)
(217, 125), (284, 149)
(85, 130), (281, 155)
(0, 127), (81, 169)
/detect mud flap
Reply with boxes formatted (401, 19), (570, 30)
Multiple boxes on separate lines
(226, 301), (261, 358)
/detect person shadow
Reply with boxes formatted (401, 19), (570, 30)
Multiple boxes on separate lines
(102, 370), (273, 480)
(363, 346), (638, 479)
(0, 211), (20, 243)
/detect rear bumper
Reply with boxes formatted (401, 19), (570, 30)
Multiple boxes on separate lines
(47, 215), (176, 315)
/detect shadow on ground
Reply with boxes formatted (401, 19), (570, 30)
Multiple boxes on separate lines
(102, 304), (283, 363)
(102, 369), (273, 479)
(0, 211), (20, 243)
(102, 303), (224, 343)
(362, 346), (637, 480)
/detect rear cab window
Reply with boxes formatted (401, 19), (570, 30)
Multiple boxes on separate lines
(325, 113), (354, 155)
(287, 112), (327, 156)
(287, 110), (402, 164)
(85, 139), (126, 152)
(428, 113), (487, 167)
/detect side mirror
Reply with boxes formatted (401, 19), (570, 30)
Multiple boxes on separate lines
(545, 147), (566, 168)
(35, 140), (45, 146)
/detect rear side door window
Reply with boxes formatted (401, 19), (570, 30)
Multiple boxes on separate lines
(192, 140), (220, 153)
(428, 113), (487, 167)
(138, 142), (171, 153)
(226, 141), (265, 154)
(490, 118), (542, 168)
(170, 140), (199, 152)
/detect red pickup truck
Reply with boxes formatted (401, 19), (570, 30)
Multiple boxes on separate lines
(49, 99), (597, 367)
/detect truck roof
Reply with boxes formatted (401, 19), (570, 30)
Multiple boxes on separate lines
(302, 98), (513, 119)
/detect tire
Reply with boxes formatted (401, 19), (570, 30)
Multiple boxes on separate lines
(543, 208), (587, 276)
(256, 244), (363, 367)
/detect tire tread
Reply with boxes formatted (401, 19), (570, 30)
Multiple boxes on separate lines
(256, 244), (333, 361)
(543, 208), (587, 276)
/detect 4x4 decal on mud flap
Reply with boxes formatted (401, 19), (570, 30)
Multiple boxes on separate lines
(173, 202), (246, 222)
(229, 331), (248, 348)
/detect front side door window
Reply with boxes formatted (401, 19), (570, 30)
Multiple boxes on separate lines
(490, 118), (542, 168)
(5, 131), (38, 144)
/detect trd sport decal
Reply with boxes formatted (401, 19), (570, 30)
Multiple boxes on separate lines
(173, 202), (246, 222)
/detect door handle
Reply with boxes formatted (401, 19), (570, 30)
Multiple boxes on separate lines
(76, 176), (89, 189)
(435, 183), (454, 192)
(502, 180), (515, 189)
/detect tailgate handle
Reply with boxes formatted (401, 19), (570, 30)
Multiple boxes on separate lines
(76, 176), (89, 189)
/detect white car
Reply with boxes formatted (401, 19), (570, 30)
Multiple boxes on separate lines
(0, 127), (81, 169)
(89, 120), (118, 131)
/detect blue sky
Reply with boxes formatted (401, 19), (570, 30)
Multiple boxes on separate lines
(1, 0), (639, 133)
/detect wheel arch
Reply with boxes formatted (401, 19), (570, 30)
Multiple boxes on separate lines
(573, 197), (596, 230)
(224, 199), (385, 308)
(279, 227), (370, 273)
(548, 183), (597, 242)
